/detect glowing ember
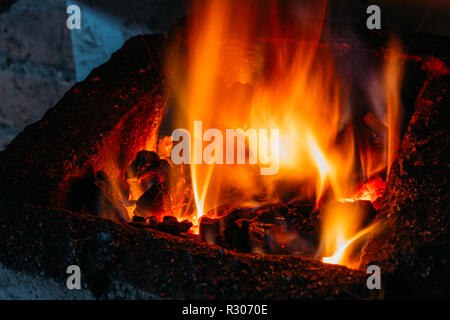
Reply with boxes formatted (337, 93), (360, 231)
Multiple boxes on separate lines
(340, 176), (385, 208)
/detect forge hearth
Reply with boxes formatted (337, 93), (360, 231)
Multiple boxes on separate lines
(0, 22), (449, 299)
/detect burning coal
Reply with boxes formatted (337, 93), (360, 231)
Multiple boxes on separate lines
(116, 0), (405, 270)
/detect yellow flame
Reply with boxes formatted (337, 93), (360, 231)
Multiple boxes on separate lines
(192, 162), (215, 223)
(307, 134), (331, 204)
(322, 223), (377, 268)
(165, 0), (402, 263)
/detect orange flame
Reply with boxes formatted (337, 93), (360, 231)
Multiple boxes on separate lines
(322, 223), (377, 269)
(165, 0), (403, 263)
(385, 41), (404, 176)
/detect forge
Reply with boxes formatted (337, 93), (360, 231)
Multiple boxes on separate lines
(0, 1), (449, 300)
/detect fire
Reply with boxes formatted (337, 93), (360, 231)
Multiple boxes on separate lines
(192, 162), (215, 223)
(340, 176), (385, 209)
(385, 41), (404, 176)
(164, 0), (403, 267)
(322, 223), (377, 268)
(306, 134), (332, 206)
